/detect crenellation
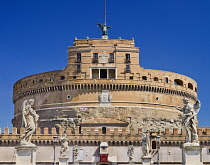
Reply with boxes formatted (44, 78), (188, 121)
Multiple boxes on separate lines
(35, 127), (41, 134)
(12, 127), (17, 134)
(43, 127), (48, 134)
(4, 127), (9, 135)
(173, 128), (179, 135)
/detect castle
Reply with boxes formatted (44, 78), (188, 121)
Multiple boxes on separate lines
(0, 23), (209, 165)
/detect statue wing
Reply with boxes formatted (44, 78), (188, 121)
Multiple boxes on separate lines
(194, 100), (201, 114)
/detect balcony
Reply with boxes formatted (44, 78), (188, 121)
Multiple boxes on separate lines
(92, 58), (99, 63)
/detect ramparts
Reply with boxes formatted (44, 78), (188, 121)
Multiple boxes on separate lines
(0, 127), (209, 146)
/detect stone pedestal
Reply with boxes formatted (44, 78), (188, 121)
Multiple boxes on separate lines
(182, 143), (203, 165)
(15, 146), (37, 165)
(129, 161), (135, 165)
(73, 162), (80, 165)
(59, 157), (69, 165)
(142, 155), (152, 165)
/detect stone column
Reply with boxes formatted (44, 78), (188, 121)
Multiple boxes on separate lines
(15, 146), (37, 165)
(59, 157), (69, 165)
(182, 143), (203, 165)
(141, 155), (152, 165)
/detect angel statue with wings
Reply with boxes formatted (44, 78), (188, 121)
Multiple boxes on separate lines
(176, 98), (201, 144)
(60, 133), (69, 157)
(20, 99), (39, 146)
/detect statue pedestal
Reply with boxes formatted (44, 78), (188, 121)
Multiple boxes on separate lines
(59, 157), (69, 165)
(142, 155), (152, 165)
(182, 143), (203, 165)
(15, 146), (37, 165)
(129, 161), (135, 165)
(73, 161), (80, 165)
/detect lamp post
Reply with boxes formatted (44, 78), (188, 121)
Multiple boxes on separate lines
(53, 136), (58, 165)
(156, 135), (160, 165)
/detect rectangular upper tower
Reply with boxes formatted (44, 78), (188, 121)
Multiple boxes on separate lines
(67, 38), (141, 80)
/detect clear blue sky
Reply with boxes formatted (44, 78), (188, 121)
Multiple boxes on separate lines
(0, 0), (210, 129)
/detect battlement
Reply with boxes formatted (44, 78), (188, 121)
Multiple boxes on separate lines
(0, 127), (209, 137)
(0, 127), (209, 147)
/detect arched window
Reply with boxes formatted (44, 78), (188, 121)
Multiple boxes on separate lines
(154, 77), (159, 81)
(188, 83), (193, 90)
(174, 79), (183, 86)
(102, 127), (106, 134)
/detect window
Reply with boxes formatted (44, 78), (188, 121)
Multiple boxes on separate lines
(76, 53), (81, 63)
(130, 76), (133, 80)
(152, 141), (157, 149)
(73, 76), (76, 79)
(76, 64), (81, 70)
(60, 76), (65, 80)
(91, 68), (116, 79)
(92, 53), (98, 63)
(125, 65), (130, 72)
(109, 53), (114, 63)
(50, 78), (54, 82)
(142, 76), (147, 80)
(125, 54), (131, 63)
(100, 69), (107, 79)
(102, 127), (107, 134)
(165, 77), (169, 83)
(67, 95), (71, 99)
(188, 83), (193, 90)
(195, 87), (197, 92)
(174, 79), (183, 86)
(39, 79), (43, 83)
(154, 77), (158, 81)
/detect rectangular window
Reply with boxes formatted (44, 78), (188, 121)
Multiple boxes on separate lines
(92, 53), (98, 63)
(77, 53), (81, 59)
(125, 54), (131, 63)
(165, 77), (169, 83)
(100, 69), (107, 79)
(92, 69), (99, 79)
(76, 64), (81, 70)
(126, 65), (130, 70)
(93, 53), (98, 59)
(91, 68), (116, 79)
(76, 53), (81, 63)
(109, 53), (114, 63)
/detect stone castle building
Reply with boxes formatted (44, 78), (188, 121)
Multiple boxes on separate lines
(12, 37), (197, 133)
(0, 25), (210, 165)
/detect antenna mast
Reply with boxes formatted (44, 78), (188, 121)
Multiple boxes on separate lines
(97, 0), (111, 39)
(104, 0), (107, 25)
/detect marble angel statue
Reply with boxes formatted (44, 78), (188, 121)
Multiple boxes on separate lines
(176, 98), (201, 144)
(20, 99), (39, 146)
(127, 144), (134, 162)
(60, 133), (69, 157)
(141, 131), (150, 157)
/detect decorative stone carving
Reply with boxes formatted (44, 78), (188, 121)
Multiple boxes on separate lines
(100, 90), (112, 103)
(177, 98), (201, 144)
(55, 114), (82, 134)
(141, 118), (182, 134)
(141, 131), (150, 157)
(127, 145), (134, 162)
(20, 99), (39, 146)
(60, 133), (69, 158)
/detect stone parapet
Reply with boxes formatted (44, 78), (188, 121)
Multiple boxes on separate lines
(0, 127), (209, 146)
